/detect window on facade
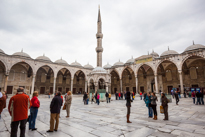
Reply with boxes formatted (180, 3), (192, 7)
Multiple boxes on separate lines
(58, 75), (63, 84)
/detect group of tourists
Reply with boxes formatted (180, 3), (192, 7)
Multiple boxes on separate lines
(115, 91), (135, 101)
(191, 90), (204, 105)
(83, 92), (101, 105)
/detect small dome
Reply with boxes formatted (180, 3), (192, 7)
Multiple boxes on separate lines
(113, 60), (124, 66)
(70, 61), (82, 67)
(36, 54), (51, 62)
(92, 66), (107, 74)
(126, 56), (135, 64)
(184, 43), (205, 52)
(103, 63), (112, 69)
(160, 48), (179, 57)
(150, 50), (159, 57)
(84, 63), (94, 69)
(55, 58), (68, 64)
(12, 50), (31, 58)
(0, 49), (5, 54)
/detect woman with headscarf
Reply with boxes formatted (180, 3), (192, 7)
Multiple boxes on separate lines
(65, 91), (72, 118)
(126, 91), (132, 123)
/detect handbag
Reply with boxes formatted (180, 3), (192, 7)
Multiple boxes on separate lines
(160, 106), (164, 114)
(133, 96), (135, 99)
(63, 104), (66, 110)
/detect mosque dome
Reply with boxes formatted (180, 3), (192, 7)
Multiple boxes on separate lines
(92, 66), (107, 74)
(55, 58), (68, 64)
(70, 61), (82, 67)
(12, 50), (31, 58)
(113, 60), (124, 66)
(84, 63), (94, 69)
(103, 63), (112, 69)
(126, 57), (135, 64)
(160, 48), (179, 57)
(0, 49), (5, 54)
(36, 54), (51, 62)
(150, 50), (159, 57)
(184, 43), (205, 52)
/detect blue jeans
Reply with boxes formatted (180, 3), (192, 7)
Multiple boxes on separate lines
(196, 98), (201, 105)
(148, 107), (153, 117)
(178, 94), (181, 98)
(29, 107), (38, 129)
(86, 99), (89, 104)
(200, 97), (204, 105)
(97, 99), (99, 105)
(140, 96), (142, 100)
(109, 98), (110, 103)
(192, 98), (195, 104)
(119, 97), (120, 100)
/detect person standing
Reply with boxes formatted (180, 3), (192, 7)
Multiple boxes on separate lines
(108, 92), (111, 103)
(118, 92), (121, 100)
(140, 92), (142, 100)
(161, 93), (169, 120)
(115, 92), (118, 100)
(105, 92), (109, 103)
(126, 91), (132, 123)
(124, 91), (126, 100)
(175, 90), (179, 105)
(145, 92), (153, 118)
(199, 90), (204, 105)
(196, 91), (201, 105)
(121, 92), (123, 99)
(29, 91), (40, 131)
(143, 92), (147, 102)
(91, 93), (94, 104)
(97, 93), (100, 105)
(95, 92), (98, 103)
(65, 91), (72, 118)
(0, 92), (6, 119)
(191, 91), (196, 104)
(150, 92), (158, 120)
(8, 88), (31, 137)
(47, 91), (63, 132)
(83, 92), (87, 105)
(48, 92), (50, 99)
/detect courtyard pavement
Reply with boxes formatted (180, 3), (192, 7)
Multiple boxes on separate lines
(0, 95), (205, 137)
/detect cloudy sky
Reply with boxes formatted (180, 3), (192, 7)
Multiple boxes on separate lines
(0, 0), (205, 67)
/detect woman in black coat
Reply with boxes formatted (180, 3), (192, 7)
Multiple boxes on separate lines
(126, 91), (132, 123)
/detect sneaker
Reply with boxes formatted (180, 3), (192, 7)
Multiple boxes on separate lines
(32, 128), (37, 131)
(47, 130), (53, 132)
(54, 129), (57, 132)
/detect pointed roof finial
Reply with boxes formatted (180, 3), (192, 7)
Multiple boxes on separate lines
(75, 60), (77, 62)
(131, 56), (133, 59)
(21, 48), (23, 52)
(98, 5), (100, 9)
(119, 59), (120, 62)
(193, 40), (195, 45)
(152, 49), (154, 53)
(148, 51), (149, 55)
(88, 62), (89, 65)
(61, 57), (62, 60)
(168, 46), (169, 51)
(98, 5), (101, 22)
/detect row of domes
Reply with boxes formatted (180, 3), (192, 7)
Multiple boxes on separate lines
(0, 43), (205, 69)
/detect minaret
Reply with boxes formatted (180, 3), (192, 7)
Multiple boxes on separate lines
(96, 6), (103, 67)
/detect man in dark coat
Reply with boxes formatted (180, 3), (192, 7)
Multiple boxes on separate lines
(121, 92), (123, 99)
(175, 90), (179, 105)
(47, 91), (62, 132)
(115, 92), (118, 100)
(126, 91), (132, 123)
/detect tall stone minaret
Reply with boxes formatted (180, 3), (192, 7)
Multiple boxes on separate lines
(96, 6), (103, 67)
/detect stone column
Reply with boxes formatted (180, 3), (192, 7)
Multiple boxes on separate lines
(3, 74), (9, 92)
(120, 79), (122, 92)
(85, 81), (87, 93)
(53, 77), (56, 95)
(95, 83), (98, 93)
(70, 78), (73, 93)
(88, 84), (90, 93)
(179, 71), (184, 93)
(106, 83), (108, 92)
(30, 74), (36, 98)
(154, 74), (159, 93)
(135, 76), (138, 94)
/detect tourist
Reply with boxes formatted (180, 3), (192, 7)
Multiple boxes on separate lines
(143, 92), (147, 102)
(95, 92), (98, 103)
(8, 88), (31, 137)
(184, 89), (187, 98)
(118, 92), (121, 100)
(126, 91), (132, 123)
(178, 90), (181, 98)
(171, 90), (175, 99)
(140, 92), (142, 100)
(47, 91), (63, 132)
(124, 91), (126, 100)
(83, 92), (87, 105)
(0, 92), (6, 119)
(86, 92), (89, 104)
(48, 92), (50, 98)
(175, 90), (179, 105)
(121, 92), (123, 99)
(191, 91), (196, 104)
(29, 91), (40, 131)
(196, 91), (201, 105)
(199, 90), (204, 105)
(97, 93), (100, 105)
(91, 93), (95, 104)
(115, 92), (118, 100)
(2, 92), (7, 100)
(150, 92), (158, 120)
(132, 91), (135, 100)
(108, 92), (111, 103)
(161, 93), (169, 120)
(65, 91), (72, 118)
(105, 92), (109, 103)
(145, 92), (153, 118)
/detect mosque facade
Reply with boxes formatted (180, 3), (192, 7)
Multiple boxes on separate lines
(0, 8), (205, 95)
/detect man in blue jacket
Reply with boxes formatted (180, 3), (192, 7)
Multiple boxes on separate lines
(47, 91), (62, 132)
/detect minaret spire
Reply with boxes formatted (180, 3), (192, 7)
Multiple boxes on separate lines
(96, 6), (103, 67)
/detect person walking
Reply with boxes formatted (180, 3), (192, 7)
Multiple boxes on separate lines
(175, 90), (179, 105)
(178, 90), (181, 98)
(97, 93), (100, 105)
(91, 93), (95, 104)
(191, 91), (196, 104)
(126, 91), (132, 123)
(8, 88), (31, 137)
(83, 92), (87, 105)
(161, 93), (169, 120)
(0, 92), (6, 119)
(29, 91), (40, 131)
(200, 90), (204, 105)
(196, 91), (201, 105)
(121, 92), (123, 99)
(108, 92), (111, 103)
(47, 91), (63, 132)
(150, 92), (158, 120)
(48, 92), (50, 98)
(145, 92), (153, 118)
(143, 92), (147, 102)
(118, 92), (121, 100)
(132, 91), (135, 100)
(105, 92), (109, 103)
(65, 91), (72, 118)
(140, 92), (142, 100)
(115, 92), (118, 100)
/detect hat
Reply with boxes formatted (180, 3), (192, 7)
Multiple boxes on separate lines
(0, 92), (2, 98)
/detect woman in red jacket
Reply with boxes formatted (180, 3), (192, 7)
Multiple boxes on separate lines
(29, 91), (40, 131)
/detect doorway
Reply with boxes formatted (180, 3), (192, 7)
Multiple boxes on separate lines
(50, 87), (53, 94)
(140, 86), (144, 93)
(126, 87), (129, 92)
(40, 87), (45, 94)
(7, 86), (13, 94)
(167, 86), (173, 94)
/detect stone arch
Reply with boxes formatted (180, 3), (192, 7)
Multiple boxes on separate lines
(136, 63), (155, 76)
(110, 69), (120, 78)
(88, 77), (95, 84)
(35, 64), (55, 76)
(156, 59), (179, 74)
(9, 60), (34, 74)
(121, 66), (134, 78)
(95, 76), (106, 83)
(72, 69), (87, 80)
(0, 59), (8, 74)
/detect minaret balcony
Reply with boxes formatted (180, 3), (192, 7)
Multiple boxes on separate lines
(96, 47), (103, 52)
(96, 33), (103, 38)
